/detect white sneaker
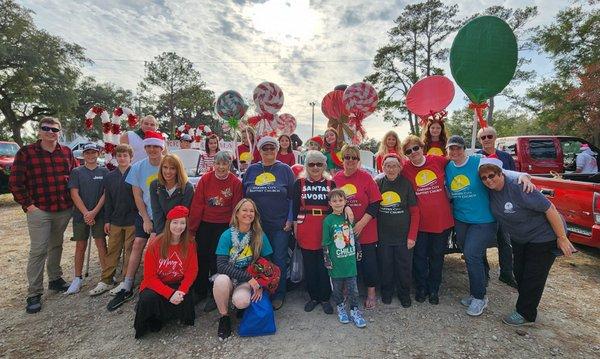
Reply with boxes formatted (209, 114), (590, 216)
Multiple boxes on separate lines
(89, 282), (111, 297)
(109, 282), (125, 296)
(466, 297), (489, 316)
(66, 277), (82, 295)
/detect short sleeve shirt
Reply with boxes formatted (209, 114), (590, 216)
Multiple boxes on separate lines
(322, 213), (357, 278)
(68, 165), (109, 223)
(215, 228), (274, 270)
(125, 158), (159, 219)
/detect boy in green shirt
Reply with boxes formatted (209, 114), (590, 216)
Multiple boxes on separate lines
(322, 189), (366, 328)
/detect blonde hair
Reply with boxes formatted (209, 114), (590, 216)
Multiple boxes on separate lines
(230, 199), (264, 263)
(40, 117), (62, 129)
(115, 144), (133, 157)
(157, 217), (192, 259)
(377, 130), (401, 156)
(240, 127), (256, 144)
(341, 144), (360, 159)
(401, 135), (425, 151)
(158, 154), (188, 191)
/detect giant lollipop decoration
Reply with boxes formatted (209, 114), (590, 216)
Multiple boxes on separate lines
(450, 16), (517, 129)
(321, 89), (352, 142)
(276, 113), (297, 135)
(250, 82), (284, 137)
(342, 82), (378, 143)
(215, 90), (248, 170)
(406, 75), (455, 126)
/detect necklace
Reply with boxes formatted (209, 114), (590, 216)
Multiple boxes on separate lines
(229, 226), (252, 263)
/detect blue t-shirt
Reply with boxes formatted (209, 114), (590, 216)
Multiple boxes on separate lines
(489, 177), (556, 244)
(125, 158), (159, 220)
(243, 161), (295, 231)
(67, 165), (109, 223)
(445, 155), (495, 224)
(215, 228), (274, 270)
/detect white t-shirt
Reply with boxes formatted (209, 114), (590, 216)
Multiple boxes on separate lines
(576, 149), (598, 173)
(127, 131), (147, 164)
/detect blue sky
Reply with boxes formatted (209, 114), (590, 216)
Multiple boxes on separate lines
(19, 0), (570, 141)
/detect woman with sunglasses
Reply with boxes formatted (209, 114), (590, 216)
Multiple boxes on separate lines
(477, 158), (575, 326)
(292, 150), (336, 314)
(445, 135), (534, 317)
(243, 136), (295, 310)
(333, 144), (382, 309)
(400, 135), (454, 305)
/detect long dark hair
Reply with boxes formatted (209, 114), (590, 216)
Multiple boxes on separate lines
(422, 119), (448, 156)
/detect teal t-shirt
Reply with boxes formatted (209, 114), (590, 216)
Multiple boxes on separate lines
(215, 228), (273, 270)
(322, 213), (357, 278)
(445, 155), (495, 224)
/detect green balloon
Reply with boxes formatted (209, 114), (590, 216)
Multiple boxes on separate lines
(450, 16), (518, 103)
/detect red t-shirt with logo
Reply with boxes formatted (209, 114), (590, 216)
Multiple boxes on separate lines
(333, 169), (382, 244)
(401, 155), (454, 233)
(426, 141), (445, 156)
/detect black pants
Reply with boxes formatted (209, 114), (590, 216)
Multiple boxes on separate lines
(484, 226), (514, 277)
(413, 230), (448, 295)
(358, 243), (378, 287)
(512, 240), (556, 322)
(301, 248), (331, 302)
(134, 286), (195, 338)
(193, 222), (229, 299)
(378, 243), (413, 298)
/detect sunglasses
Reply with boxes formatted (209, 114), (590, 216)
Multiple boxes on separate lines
(307, 162), (324, 168)
(343, 156), (359, 161)
(480, 134), (494, 140)
(261, 146), (276, 151)
(480, 173), (498, 181)
(41, 125), (60, 133)
(404, 145), (421, 155)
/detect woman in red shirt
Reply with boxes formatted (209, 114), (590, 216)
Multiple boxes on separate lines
(375, 130), (401, 172)
(421, 118), (448, 156)
(134, 206), (198, 339)
(276, 134), (296, 166)
(333, 144), (382, 309)
(189, 151), (242, 312)
(237, 127), (259, 166)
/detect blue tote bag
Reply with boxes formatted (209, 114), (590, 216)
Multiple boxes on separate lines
(238, 295), (276, 337)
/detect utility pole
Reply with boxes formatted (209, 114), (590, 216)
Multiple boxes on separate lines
(309, 101), (317, 137)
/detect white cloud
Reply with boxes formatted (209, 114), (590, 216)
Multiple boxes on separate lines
(19, 0), (568, 141)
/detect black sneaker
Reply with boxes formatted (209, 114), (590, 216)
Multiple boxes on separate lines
(26, 295), (42, 314)
(381, 295), (392, 305)
(204, 296), (217, 312)
(321, 301), (334, 315)
(499, 273), (518, 289)
(218, 315), (231, 340)
(428, 293), (439, 305)
(236, 308), (245, 319)
(415, 290), (427, 303)
(399, 295), (412, 308)
(107, 289), (133, 311)
(304, 300), (319, 312)
(48, 278), (69, 292)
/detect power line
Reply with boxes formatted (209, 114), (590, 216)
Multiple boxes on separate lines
(89, 58), (373, 64)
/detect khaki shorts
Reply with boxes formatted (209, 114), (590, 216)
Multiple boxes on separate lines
(71, 220), (106, 241)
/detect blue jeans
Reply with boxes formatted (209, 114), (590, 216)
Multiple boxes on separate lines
(413, 230), (449, 295)
(265, 228), (290, 300)
(331, 277), (359, 309)
(455, 220), (498, 299)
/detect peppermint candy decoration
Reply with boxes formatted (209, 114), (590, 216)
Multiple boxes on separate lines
(216, 90), (248, 120)
(276, 113), (297, 135)
(253, 82), (284, 115)
(343, 82), (378, 118)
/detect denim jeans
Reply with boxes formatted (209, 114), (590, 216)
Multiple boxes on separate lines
(265, 228), (291, 300)
(455, 220), (498, 299)
(331, 277), (359, 309)
(413, 230), (450, 295)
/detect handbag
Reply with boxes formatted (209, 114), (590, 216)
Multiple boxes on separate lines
(289, 242), (304, 283)
(238, 295), (276, 337)
(246, 257), (281, 294)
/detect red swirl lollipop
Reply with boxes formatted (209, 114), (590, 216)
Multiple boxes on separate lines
(253, 82), (284, 114)
(342, 82), (378, 118)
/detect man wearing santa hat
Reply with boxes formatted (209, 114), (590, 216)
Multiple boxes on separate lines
(107, 130), (167, 311)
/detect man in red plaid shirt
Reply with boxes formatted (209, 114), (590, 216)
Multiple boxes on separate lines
(9, 117), (77, 314)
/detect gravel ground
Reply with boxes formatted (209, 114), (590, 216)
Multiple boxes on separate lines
(0, 195), (598, 358)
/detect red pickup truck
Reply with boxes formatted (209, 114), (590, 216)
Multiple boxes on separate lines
(496, 136), (600, 248)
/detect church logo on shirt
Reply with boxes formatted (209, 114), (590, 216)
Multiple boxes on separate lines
(381, 191), (401, 207)
(450, 175), (470, 192)
(504, 202), (516, 214)
(427, 147), (444, 156)
(240, 152), (251, 163)
(255, 172), (276, 186)
(340, 183), (357, 197)
(415, 169), (437, 187)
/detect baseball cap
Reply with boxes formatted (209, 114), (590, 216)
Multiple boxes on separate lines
(446, 135), (466, 149)
(82, 143), (101, 153)
(257, 136), (279, 150)
(180, 134), (193, 142)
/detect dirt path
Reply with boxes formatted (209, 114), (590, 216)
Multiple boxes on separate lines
(0, 196), (598, 358)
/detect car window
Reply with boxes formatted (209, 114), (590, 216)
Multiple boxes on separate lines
(529, 140), (556, 159)
(0, 143), (20, 156)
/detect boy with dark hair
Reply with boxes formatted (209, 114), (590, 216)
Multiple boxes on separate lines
(66, 143), (109, 294)
(89, 144), (137, 296)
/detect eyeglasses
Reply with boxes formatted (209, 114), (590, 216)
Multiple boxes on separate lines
(41, 126), (60, 133)
(480, 134), (494, 140)
(261, 146), (276, 151)
(480, 173), (498, 181)
(343, 156), (359, 161)
(307, 162), (324, 168)
(404, 145), (421, 155)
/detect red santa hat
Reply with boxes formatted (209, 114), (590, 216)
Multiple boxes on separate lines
(308, 136), (324, 148)
(166, 205), (189, 220)
(143, 130), (165, 148)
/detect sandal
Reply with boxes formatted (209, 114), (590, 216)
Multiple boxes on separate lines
(89, 282), (111, 297)
(364, 296), (377, 310)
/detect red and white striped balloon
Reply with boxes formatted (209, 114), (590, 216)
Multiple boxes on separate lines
(276, 113), (297, 135)
(253, 82), (284, 114)
(343, 82), (378, 117)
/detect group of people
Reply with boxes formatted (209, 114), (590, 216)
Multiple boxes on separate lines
(9, 115), (576, 341)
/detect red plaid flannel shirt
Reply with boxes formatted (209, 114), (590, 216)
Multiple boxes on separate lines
(9, 141), (76, 212)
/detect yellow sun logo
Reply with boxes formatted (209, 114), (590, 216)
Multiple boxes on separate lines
(340, 183), (357, 197)
(450, 175), (470, 191)
(381, 191), (401, 207)
(415, 169), (437, 187)
(255, 172), (276, 186)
